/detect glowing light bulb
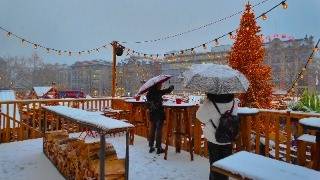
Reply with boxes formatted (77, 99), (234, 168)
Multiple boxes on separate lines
(21, 39), (25, 46)
(261, 14), (267, 20)
(228, 32), (233, 39)
(281, 1), (288, 9)
(202, 44), (207, 50)
(33, 44), (38, 49)
(214, 39), (219, 46)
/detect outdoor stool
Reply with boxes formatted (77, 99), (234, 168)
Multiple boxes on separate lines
(164, 106), (195, 161)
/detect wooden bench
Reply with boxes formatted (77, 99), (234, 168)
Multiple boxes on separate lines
(297, 134), (316, 167)
(211, 151), (320, 180)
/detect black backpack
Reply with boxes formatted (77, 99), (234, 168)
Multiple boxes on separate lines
(210, 100), (240, 143)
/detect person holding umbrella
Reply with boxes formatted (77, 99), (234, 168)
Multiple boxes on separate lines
(135, 75), (174, 154)
(146, 83), (174, 154)
(183, 64), (249, 180)
(197, 93), (238, 180)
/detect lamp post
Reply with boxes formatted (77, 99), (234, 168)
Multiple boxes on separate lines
(111, 41), (124, 97)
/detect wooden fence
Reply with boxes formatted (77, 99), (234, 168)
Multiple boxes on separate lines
(1, 98), (319, 169)
(0, 98), (113, 143)
(112, 99), (320, 169)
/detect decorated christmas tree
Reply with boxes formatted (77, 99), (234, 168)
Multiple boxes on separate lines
(229, 3), (273, 108)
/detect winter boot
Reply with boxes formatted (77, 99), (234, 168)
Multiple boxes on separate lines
(156, 147), (165, 154)
(149, 147), (155, 153)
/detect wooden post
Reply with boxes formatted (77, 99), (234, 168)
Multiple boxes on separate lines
(111, 41), (117, 97)
(125, 131), (129, 180)
(100, 133), (106, 180)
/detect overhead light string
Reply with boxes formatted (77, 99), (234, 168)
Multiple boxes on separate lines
(0, 0), (284, 57)
(119, 0), (287, 61)
(119, 0), (272, 44)
(286, 38), (320, 96)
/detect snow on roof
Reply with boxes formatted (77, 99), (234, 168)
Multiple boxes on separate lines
(0, 90), (20, 128)
(33, 86), (52, 97)
(43, 106), (133, 131)
(212, 151), (320, 180)
(299, 117), (320, 128)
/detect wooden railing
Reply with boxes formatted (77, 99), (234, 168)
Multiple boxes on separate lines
(1, 98), (319, 169)
(239, 109), (320, 167)
(0, 98), (114, 143)
(111, 99), (320, 169)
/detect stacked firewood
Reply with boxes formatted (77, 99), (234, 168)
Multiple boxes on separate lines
(44, 130), (125, 180)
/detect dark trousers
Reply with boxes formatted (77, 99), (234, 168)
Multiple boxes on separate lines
(148, 119), (164, 148)
(208, 141), (232, 180)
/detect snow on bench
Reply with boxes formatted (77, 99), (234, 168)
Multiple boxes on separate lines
(298, 134), (316, 144)
(212, 151), (320, 180)
(42, 105), (133, 132)
(299, 117), (320, 128)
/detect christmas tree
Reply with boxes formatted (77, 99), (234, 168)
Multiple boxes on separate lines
(229, 3), (273, 108)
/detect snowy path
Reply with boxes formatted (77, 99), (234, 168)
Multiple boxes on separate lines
(0, 136), (209, 180)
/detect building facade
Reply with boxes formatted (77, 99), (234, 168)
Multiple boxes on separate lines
(116, 36), (318, 96)
(70, 60), (112, 96)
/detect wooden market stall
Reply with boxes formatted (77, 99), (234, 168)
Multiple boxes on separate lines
(42, 105), (134, 180)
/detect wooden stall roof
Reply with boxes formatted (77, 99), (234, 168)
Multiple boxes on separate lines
(42, 105), (134, 132)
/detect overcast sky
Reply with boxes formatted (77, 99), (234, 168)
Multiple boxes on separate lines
(0, 0), (319, 64)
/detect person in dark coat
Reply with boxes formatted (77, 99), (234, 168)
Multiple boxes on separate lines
(146, 83), (174, 154)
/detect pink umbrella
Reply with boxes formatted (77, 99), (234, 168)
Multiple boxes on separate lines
(136, 74), (172, 95)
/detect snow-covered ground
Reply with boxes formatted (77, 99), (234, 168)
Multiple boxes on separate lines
(0, 136), (209, 180)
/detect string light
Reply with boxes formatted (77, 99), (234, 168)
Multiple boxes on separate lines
(78, 51), (81, 55)
(313, 47), (318, 52)
(261, 13), (267, 20)
(202, 44), (207, 50)
(119, 0), (272, 44)
(68, 51), (72, 56)
(21, 39), (25, 46)
(281, 1), (288, 9)
(0, 0), (285, 57)
(58, 50), (61, 55)
(118, 0), (287, 61)
(46, 48), (50, 53)
(33, 44), (38, 49)
(286, 39), (320, 96)
(228, 32), (233, 39)
(214, 39), (219, 46)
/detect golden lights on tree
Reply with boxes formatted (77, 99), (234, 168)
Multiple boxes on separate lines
(228, 3), (273, 108)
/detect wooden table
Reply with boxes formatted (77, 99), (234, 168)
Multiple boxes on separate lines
(237, 107), (259, 152)
(299, 117), (320, 170)
(42, 106), (134, 180)
(124, 99), (149, 144)
(212, 151), (320, 180)
(163, 102), (198, 161)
